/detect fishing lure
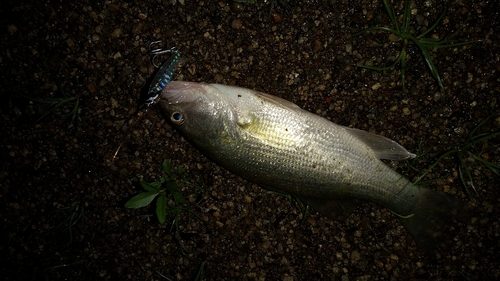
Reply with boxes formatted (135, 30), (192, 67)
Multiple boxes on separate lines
(143, 41), (181, 110)
(111, 42), (181, 164)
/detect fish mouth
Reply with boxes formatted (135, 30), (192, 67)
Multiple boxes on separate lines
(160, 81), (204, 105)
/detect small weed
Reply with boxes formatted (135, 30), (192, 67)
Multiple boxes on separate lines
(355, 0), (475, 95)
(23, 89), (80, 125)
(125, 159), (201, 224)
(54, 204), (87, 242)
(126, 159), (206, 253)
(5, 64), (82, 125)
(414, 114), (500, 198)
(126, 160), (206, 256)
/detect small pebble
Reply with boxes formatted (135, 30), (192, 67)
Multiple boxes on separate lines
(230, 2), (244, 13)
(111, 28), (122, 38)
(232, 19), (242, 29)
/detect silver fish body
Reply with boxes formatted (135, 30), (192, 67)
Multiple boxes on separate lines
(159, 81), (467, 249)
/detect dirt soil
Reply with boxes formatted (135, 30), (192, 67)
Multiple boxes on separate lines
(1, 0), (499, 280)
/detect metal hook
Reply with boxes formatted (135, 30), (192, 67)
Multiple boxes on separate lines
(149, 41), (179, 68)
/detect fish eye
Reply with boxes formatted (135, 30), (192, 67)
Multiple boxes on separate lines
(170, 112), (185, 125)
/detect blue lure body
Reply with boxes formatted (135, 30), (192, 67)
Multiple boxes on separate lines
(144, 47), (181, 110)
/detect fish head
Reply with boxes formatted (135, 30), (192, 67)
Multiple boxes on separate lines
(158, 81), (241, 152)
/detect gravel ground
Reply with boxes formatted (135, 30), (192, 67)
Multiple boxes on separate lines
(1, 0), (499, 280)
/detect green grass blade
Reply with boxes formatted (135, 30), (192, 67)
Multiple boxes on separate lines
(414, 149), (459, 185)
(359, 64), (396, 71)
(458, 160), (477, 197)
(417, 7), (447, 39)
(36, 105), (57, 123)
(418, 37), (442, 45)
(187, 209), (207, 224)
(154, 269), (173, 280)
(300, 205), (310, 225)
(402, 0), (411, 32)
(439, 23), (470, 44)
(470, 132), (500, 147)
(193, 261), (205, 281)
(467, 114), (498, 142)
(170, 208), (182, 232)
(428, 41), (478, 49)
(31, 95), (79, 123)
(382, 0), (400, 33)
(420, 31), (477, 48)
(470, 153), (500, 176)
(411, 36), (445, 93)
(59, 98), (80, 118)
(68, 98), (79, 124)
(358, 54), (402, 71)
(354, 26), (401, 37)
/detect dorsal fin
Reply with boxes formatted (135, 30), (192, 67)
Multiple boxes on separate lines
(255, 92), (302, 112)
(345, 127), (416, 160)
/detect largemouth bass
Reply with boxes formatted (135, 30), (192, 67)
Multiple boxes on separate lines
(158, 81), (468, 249)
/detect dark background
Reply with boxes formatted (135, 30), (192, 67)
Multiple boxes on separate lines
(1, 0), (499, 280)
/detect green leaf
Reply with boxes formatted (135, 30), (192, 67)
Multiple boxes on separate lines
(140, 181), (160, 192)
(125, 191), (159, 208)
(173, 191), (187, 205)
(163, 159), (172, 174)
(156, 194), (167, 224)
(165, 181), (180, 193)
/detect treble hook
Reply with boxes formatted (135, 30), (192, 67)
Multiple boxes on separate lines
(148, 41), (179, 68)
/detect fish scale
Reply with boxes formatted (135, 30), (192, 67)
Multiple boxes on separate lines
(159, 81), (468, 250)
(229, 94), (404, 203)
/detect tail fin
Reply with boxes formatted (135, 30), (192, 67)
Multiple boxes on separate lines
(397, 188), (470, 251)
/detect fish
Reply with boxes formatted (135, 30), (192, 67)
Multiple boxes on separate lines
(158, 81), (469, 250)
